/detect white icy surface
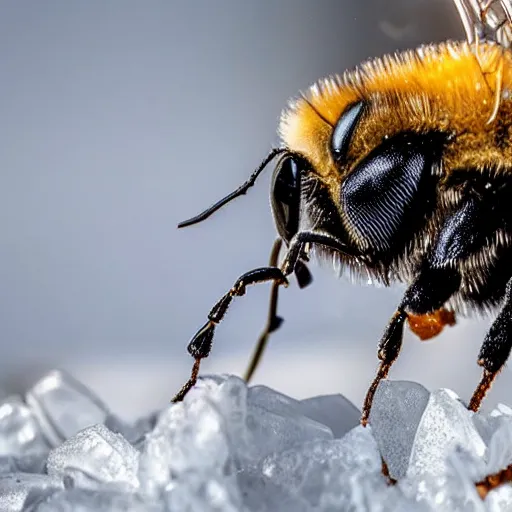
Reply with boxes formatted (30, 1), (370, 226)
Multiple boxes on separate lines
(0, 371), (511, 510)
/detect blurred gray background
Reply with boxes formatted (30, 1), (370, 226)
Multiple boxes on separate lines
(1, 0), (509, 420)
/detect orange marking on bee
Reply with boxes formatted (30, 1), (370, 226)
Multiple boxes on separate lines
(407, 309), (456, 341)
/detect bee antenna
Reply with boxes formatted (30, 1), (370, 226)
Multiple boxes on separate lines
(177, 147), (289, 228)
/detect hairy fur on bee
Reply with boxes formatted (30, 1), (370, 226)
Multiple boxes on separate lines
(282, 41), (512, 316)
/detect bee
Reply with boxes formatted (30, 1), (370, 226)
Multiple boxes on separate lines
(173, 0), (512, 424)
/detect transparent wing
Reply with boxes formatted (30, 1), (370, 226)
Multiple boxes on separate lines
(453, 0), (512, 47)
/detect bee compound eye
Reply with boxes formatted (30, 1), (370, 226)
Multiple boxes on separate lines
(340, 132), (442, 253)
(271, 157), (301, 241)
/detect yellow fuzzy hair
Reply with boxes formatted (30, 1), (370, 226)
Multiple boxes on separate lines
(279, 41), (512, 200)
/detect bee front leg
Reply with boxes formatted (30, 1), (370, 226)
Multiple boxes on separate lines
(469, 277), (512, 412)
(173, 230), (354, 403)
(361, 264), (462, 425)
(171, 266), (289, 403)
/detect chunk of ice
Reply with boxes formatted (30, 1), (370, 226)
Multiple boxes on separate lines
(317, 470), (419, 512)
(0, 454), (48, 475)
(485, 419), (512, 475)
(485, 483), (512, 512)
(399, 473), (485, 512)
(0, 396), (50, 456)
(164, 474), (244, 512)
(407, 389), (486, 478)
(46, 424), (139, 490)
(245, 404), (333, 462)
(3, 371), (512, 511)
(472, 413), (509, 446)
(369, 380), (430, 480)
(248, 385), (310, 417)
(246, 385), (333, 460)
(236, 468), (312, 512)
(104, 413), (157, 449)
(25, 371), (109, 447)
(194, 376), (250, 461)
(260, 425), (381, 506)
(138, 384), (233, 497)
(28, 488), (163, 512)
(452, 445), (488, 482)
(300, 394), (360, 438)
(0, 473), (63, 512)
(400, 448), (489, 512)
(491, 403), (512, 417)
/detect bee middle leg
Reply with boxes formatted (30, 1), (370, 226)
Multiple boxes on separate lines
(361, 264), (462, 425)
(242, 239), (285, 383)
(469, 277), (512, 411)
(243, 239), (313, 383)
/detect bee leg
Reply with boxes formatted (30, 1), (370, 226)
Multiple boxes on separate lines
(171, 266), (289, 403)
(362, 189), (507, 423)
(247, 229), (355, 379)
(242, 230), (350, 383)
(242, 277), (282, 383)
(469, 278), (512, 411)
(173, 230), (352, 402)
(243, 240), (313, 383)
(243, 239), (284, 383)
(171, 357), (203, 404)
(361, 264), (462, 425)
(361, 310), (407, 426)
